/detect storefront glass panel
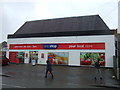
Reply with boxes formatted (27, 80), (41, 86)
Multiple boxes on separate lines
(16, 52), (25, 64)
(80, 52), (105, 66)
(9, 52), (25, 64)
(48, 52), (69, 65)
(29, 51), (38, 63)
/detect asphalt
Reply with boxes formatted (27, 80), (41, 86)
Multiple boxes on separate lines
(1, 64), (120, 88)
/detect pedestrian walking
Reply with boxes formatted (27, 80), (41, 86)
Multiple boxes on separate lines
(45, 60), (54, 78)
(94, 58), (102, 80)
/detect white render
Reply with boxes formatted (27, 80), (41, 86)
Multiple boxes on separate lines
(7, 35), (115, 67)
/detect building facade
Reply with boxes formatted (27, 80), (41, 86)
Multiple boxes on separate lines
(7, 15), (116, 67)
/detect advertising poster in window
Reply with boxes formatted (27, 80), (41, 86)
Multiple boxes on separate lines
(48, 52), (69, 65)
(16, 52), (25, 64)
(80, 53), (105, 66)
(41, 53), (44, 58)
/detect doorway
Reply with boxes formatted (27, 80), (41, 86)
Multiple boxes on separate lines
(29, 51), (38, 63)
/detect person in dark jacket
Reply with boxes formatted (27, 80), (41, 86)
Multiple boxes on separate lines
(45, 60), (54, 78)
(94, 59), (102, 80)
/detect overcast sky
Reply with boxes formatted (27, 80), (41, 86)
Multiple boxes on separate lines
(0, 0), (119, 42)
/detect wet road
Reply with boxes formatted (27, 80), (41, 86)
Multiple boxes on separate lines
(1, 64), (120, 88)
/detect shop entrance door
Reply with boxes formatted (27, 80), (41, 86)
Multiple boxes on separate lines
(38, 52), (45, 64)
(29, 51), (38, 64)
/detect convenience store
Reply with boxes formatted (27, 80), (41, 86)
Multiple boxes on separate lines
(7, 15), (116, 67)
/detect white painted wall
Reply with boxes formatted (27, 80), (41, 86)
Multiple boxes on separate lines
(69, 51), (80, 66)
(7, 35), (115, 67)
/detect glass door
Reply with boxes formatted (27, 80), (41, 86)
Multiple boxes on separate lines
(29, 51), (38, 63)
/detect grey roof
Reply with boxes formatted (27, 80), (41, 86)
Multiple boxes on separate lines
(14, 15), (110, 35)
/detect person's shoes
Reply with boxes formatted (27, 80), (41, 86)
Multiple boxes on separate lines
(100, 77), (102, 80)
(94, 77), (97, 80)
(45, 76), (47, 78)
(52, 75), (54, 79)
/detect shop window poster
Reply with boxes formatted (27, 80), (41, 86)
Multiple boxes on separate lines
(25, 53), (28, 58)
(16, 52), (25, 63)
(48, 52), (69, 65)
(16, 52), (24, 59)
(80, 52), (105, 66)
(41, 53), (44, 58)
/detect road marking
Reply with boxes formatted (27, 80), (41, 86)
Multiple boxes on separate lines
(1, 83), (26, 88)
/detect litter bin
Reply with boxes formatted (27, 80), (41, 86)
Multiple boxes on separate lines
(32, 59), (36, 66)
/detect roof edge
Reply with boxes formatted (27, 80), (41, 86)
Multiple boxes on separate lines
(8, 30), (115, 39)
(26, 14), (100, 23)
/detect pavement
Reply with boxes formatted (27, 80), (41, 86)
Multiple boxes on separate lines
(1, 64), (120, 89)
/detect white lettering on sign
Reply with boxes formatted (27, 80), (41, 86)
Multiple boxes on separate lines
(14, 45), (38, 48)
(27, 46), (31, 48)
(33, 46), (37, 48)
(77, 45), (84, 48)
(15, 46), (18, 48)
(50, 45), (57, 48)
(15, 46), (23, 48)
(69, 45), (76, 48)
(85, 45), (93, 48)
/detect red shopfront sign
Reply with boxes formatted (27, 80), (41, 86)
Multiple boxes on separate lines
(9, 43), (105, 50)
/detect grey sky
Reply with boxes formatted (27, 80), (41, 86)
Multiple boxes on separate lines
(0, 0), (119, 42)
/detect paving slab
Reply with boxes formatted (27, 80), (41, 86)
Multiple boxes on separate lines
(1, 64), (120, 89)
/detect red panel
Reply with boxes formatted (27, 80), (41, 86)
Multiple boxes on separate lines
(10, 44), (43, 50)
(9, 52), (18, 63)
(58, 43), (105, 49)
(9, 43), (105, 50)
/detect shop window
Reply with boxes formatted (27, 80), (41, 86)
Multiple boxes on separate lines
(16, 52), (25, 64)
(80, 52), (105, 66)
(48, 52), (69, 65)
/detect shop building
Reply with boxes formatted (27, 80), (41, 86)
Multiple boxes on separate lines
(7, 15), (116, 67)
